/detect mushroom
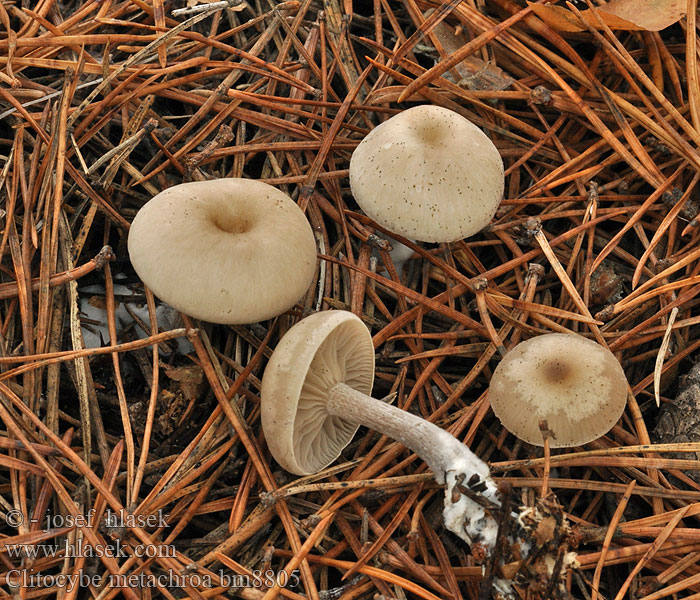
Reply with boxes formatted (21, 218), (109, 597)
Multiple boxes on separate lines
(349, 105), (504, 243)
(489, 333), (628, 447)
(127, 179), (317, 324)
(261, 310), (500, 545)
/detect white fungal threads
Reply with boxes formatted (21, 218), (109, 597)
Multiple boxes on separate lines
(261, 312), (580, 598)
(443, 461), (499, 547)
(261, 310), (504, 552)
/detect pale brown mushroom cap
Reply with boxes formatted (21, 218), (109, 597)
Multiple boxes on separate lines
(127, 179), (317, 324)
(349, 105), (504, 243)
(261, 311), (374, 475)
(489, 333), (628, 447)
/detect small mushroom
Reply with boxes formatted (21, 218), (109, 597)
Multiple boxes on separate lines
(349, 105), (504, 243)
(489, 333), (628, 447)
(127, 179), (317, 324)
(261, 310), (500, 546)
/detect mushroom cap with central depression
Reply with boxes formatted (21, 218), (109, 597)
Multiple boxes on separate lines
(489, 333), (628, 447)
(127, 179), (317, 324)
(261, 311), (375, 475)
(349, 104), (504, 243)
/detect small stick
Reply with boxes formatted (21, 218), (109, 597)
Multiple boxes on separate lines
(539, 419), (555, 498)
(591, 480), (636, 600)
(172, 0), (244, 16)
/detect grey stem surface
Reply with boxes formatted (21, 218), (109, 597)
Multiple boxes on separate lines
(327, 382), (497, 499)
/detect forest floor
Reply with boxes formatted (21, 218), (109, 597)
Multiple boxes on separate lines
(1, 0), (700, 599)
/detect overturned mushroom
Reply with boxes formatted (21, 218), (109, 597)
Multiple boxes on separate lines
(127, 179), (317, 324)
(261, 310), (499, 540)
(489, 333), (628, 447)
(261, 310), (577, 597)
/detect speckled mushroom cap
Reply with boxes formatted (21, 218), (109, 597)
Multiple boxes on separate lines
(489, 333), (628, 447)
(349, 105), (504, 243)
(261, 311), (375, 475)
(127, 179), (317, 324)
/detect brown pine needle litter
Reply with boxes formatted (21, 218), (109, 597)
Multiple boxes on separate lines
(1, 0), (700, 598)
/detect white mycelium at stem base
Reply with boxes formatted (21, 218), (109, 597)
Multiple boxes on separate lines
(326, 382), (501, 546)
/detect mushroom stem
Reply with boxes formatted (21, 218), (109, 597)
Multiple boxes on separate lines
(328, 383), (490, 486)
(327, 382), (502, 547)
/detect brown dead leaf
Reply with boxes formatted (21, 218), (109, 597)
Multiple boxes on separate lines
(424, 9), (514, 91)
(530, 0), (685, 32)
(602, 0), (686, 30)
(534, 515), (557, 546)
(87, 295), (108, 310)
(157, 389), (184, 437)
(164, 364), (205, 403)
(530, 3), (592, 32)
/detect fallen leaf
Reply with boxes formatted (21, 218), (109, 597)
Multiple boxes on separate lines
(164, 365), (205, 403)
(534, 515), (557, 546)
(603, 0), (686, 30)
(424, 9), (514, 91)
(530, 0), (686, 32)
(530, 3), (593, 32)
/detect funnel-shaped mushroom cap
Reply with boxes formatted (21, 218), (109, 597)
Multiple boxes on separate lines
(127, 179), (317, 324)
(261, 311), (374, 475)
(349, 105), (504, 243)
(489, 333), (628, 447)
